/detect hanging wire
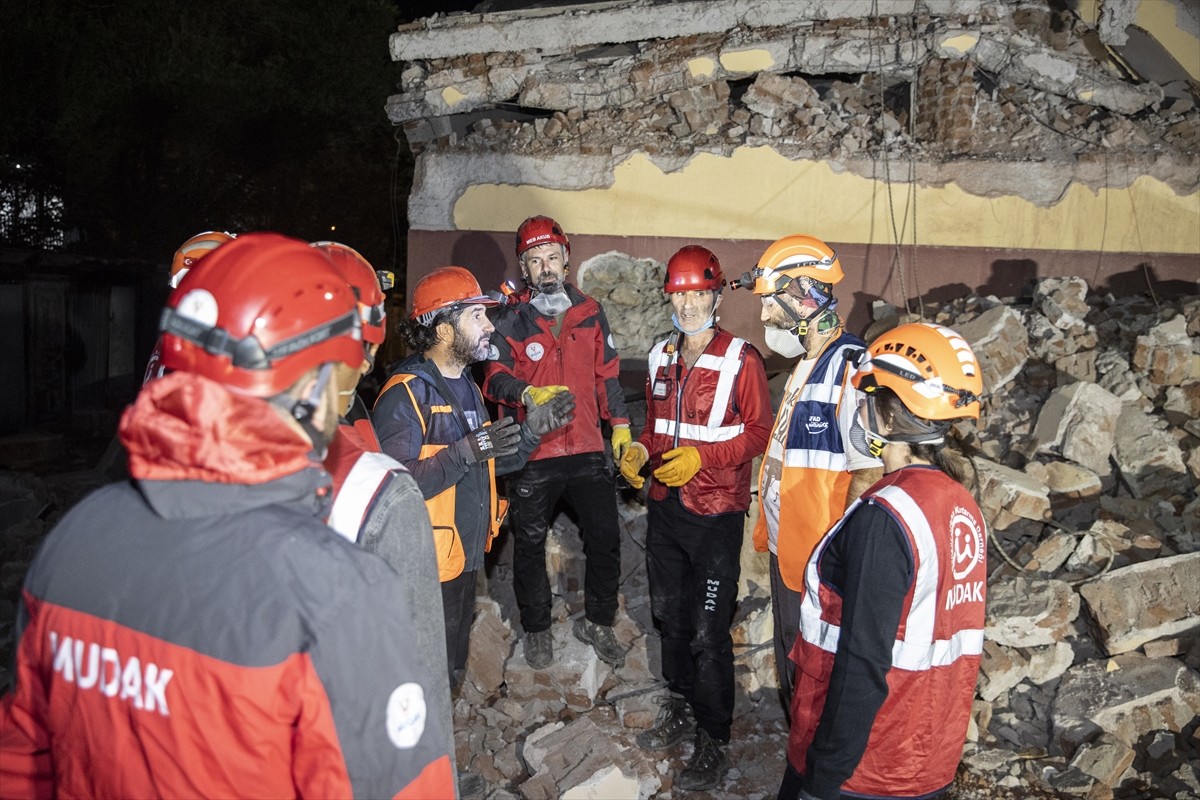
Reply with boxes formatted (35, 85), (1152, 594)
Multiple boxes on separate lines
(389, 125), (408, 275)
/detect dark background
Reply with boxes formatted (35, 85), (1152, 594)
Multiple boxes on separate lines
(0, 0), (492, 451)
(1, 0), (486, 276)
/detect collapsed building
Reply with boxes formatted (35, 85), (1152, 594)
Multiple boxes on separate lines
(377, 1), (1200, 798)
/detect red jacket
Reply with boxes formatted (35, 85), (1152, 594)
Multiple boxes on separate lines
(788, 466), (986, 798)
(0, 372), (455, 800)
(638, 328), (771, 515)
(483, 284), (628, 461)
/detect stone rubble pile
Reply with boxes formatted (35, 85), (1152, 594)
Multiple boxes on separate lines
(387, 2), (1199, 199)
(905, 277), (1200, 799)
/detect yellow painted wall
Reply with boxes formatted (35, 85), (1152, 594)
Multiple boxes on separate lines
(452, 147), (1200, 255)
(1078, 0), (1199, 81)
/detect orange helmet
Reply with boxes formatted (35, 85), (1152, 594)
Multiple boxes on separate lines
(170, 231), (236, 288)
(159, 233), (364, 397)
(731, 234), (843, 294)
(410, 266), (497, 326)
(516, 216), (570, 258)
(311, 241), (387, 345)
(665, 246), (724, 292)
(854, 323), (983, 420)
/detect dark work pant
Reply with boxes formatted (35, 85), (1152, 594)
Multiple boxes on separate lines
(441, 569), (476, 687)
(646, 489), (743, 742)
(509, 452), (621, 633)
(770, 553), (803, 719)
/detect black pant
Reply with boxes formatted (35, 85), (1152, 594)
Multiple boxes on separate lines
(646, 489), (743, 742)
(441, 569), (476, 687)
(509, 452), (621, 632)
(771, 553), (803, 718)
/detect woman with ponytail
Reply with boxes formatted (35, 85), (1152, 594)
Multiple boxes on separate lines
(778, 323), (988, 800)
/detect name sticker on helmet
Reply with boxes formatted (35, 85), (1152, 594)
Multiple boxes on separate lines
(177, 289), (219, 327)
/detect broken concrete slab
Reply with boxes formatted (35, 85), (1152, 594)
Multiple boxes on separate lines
(974, 457), (1052, 530)
(507, 622), (613, 711)
(977, 639), (1075, 702)
(955, 304), (1030, 391)
(521, 715), (646, 798)
(1069, 732), (1135, 787)
(462, 598), (513, 703)
(1051, 653), (1200, 756)
(1132, 315), (1198, 388)
(986, 577), (1079, 648)
(1033, 382), (1122, 475)
(1078, 552), (1200, 656)
(1111, 403), (1188, 497)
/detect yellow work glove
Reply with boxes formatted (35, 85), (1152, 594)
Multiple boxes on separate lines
(653, 446), (702, 488)
(522, 385), (570, 407)
(619, 442), (649, 489)
(611, 424), (632, 461)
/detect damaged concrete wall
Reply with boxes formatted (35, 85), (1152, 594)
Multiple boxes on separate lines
(387, 0), (1198, 350)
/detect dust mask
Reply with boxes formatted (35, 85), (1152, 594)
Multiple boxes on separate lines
(764, 326), (806, 358)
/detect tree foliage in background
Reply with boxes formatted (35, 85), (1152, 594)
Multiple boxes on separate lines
(0, 0), (412, 271)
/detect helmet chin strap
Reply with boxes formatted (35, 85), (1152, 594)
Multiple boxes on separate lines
(275, 362), (335, 460)
(772, 288), (838, 339)
(862, 390), (949, 457)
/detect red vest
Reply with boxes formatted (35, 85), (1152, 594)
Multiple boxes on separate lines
(788, 467), (987, 797)
(643, 329), (755, 515)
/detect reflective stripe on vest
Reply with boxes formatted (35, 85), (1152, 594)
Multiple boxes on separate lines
(327, 451), (400, 543)
(648, 335), (747, 443)
(800, 484), (985, 672)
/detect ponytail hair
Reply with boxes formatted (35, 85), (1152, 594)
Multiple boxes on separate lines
(874, 388), (979, 493)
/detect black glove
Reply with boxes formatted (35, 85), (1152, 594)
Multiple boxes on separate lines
(524, 390), (576, 437)
(452, 416), (522, 463)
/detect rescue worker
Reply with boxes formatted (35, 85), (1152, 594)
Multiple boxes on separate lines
(0, 233), (454, 799)
(374, 266), (575, 689)
(143, 230), (236, 384)
(619, 246), (772, 791)
(778, 323), (987, 800)
(482, 215), (630, 669)
(313, 241), (455, 772)
(733, 234), (882, 712)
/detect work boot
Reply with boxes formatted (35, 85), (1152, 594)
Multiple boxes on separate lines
(677, 728), (730, 792)
(523, 629), (553, 669)
(635, 694), (695, 751)
(572, 618), (627, 668)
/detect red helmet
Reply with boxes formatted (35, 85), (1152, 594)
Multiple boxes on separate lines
(854, 323), (984, 420)
(516, 216), (570, 258)
(311, 241), (387, 345)
(159, 232), (364, 397)
(665, 245), (724, 292)
(170, 230), (235, 288)
(410, 266), (497, 325)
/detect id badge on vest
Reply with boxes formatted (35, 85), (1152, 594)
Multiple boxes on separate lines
(651, 365), (671, 400)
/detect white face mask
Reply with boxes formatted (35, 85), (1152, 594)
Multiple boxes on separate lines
(530, 290), (571, 317)
(764, 326), (806, 358)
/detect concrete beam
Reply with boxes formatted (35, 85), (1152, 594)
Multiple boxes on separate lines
(389, 0), (986, 61)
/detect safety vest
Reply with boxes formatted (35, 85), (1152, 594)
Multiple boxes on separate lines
(643, 328), (754, 515)
(378, 373), (506, 582)
(752, 330), (865, 591)
(788, 467), (987, 798)
(324, 422), (403, 544)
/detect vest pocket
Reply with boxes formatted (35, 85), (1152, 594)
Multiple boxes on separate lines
(432, 525), (466, 582)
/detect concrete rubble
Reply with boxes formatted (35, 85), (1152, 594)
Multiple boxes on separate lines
(386, 0), (1199, 223)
